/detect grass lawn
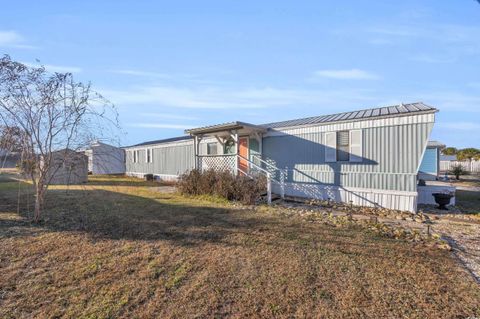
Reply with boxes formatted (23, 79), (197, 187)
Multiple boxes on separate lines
(456, 189), (480, 215)
(1, 174), (479, 318)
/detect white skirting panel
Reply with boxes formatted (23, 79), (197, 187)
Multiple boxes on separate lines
(126, 172), (179, 181)
(417, 185), (456, 206)
(273, 182), (419, 212)
(154, 174), (179, 182)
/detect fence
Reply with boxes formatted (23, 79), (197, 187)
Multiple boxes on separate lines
(440, 160), (480, 173)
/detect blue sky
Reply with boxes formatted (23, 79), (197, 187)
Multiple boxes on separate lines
(1, 0), (479, 147)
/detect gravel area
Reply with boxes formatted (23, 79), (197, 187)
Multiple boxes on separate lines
(430, 216), (480, 282)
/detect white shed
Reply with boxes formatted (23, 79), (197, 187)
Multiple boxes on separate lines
(85, 141), (125, 175)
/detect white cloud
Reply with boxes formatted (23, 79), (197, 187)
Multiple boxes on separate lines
(139, 113), (198, 120)
(0, 31), (22, 45)
(22, 62), (82, 73)
(103, 85), (378, 110)
(0, 30), (36, 49)
(437, 122), (480, 131)
(312, 69), (380, 80)
(110, 69), (170, 78)
(127, 123), (198, 129)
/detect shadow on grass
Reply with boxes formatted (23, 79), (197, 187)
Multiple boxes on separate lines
(0, 174), (268, 246)
(0, 173), (446, 260)
(455, 189), (480, 214)
(86, 175), (175, 187)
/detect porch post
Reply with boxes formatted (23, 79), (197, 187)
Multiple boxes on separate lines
(259, 134), (263, 160)
(234, 130), (239, 175)
(194, 135), (203, 171)
(193, 135), (198, 169)
(267, 172), (272, 205)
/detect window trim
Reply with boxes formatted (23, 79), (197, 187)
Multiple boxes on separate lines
(146, 148), (153, 163)
(324, 132), (337, 163)
(325, 129), (363, 163)
(349, 129), (363, 163)
(132, 150), (139, 163)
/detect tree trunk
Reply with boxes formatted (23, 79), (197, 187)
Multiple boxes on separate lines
(34, 187), (43, 222)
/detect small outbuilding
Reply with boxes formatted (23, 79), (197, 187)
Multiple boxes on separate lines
(44, 149), (88, 185)
(418, 141), (445, 181)
(85, 141), (125, 175)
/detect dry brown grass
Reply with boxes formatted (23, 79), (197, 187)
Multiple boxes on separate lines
(0, 173), (479, 318)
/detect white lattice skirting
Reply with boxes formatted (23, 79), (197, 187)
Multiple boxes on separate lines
(198, 155), (236, 173)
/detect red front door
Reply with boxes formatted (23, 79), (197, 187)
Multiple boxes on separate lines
(238, 137), (249, 174)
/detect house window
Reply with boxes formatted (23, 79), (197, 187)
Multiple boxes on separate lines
(325, 130), (363, 163)
(133, 150), (139, 163)
(146, 148), (153, 163)
(224, 138), (235, 154)
(337, 131), (350, 162)
(207, 142), (217, 155)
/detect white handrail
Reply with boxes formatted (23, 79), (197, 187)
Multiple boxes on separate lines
(251, 154), (278, 171)
(251, 154), (285, 199)
(236, 154), (271, 176)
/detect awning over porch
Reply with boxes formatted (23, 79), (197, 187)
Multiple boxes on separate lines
(185, 121), (266, 137)
(185, 121), (266, 173)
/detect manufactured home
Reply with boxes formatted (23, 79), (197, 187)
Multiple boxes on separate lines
(124, 102), (453, 212)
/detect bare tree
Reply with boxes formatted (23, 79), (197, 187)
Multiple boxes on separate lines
(0, 126), (23, 152)
(0, 125), (23, 168)
(0, 55), (120, 222)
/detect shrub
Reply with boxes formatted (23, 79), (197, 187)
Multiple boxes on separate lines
(212, 170), (236, 200)
(450, 164), (468, 180)
(176, 169), (202, 195)
(177, 169), (267, 204)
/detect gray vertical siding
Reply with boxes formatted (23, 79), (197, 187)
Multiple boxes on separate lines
(125, 117), (433, 194)
(126, 142), (194, 176)
(262, 122), (433, 192)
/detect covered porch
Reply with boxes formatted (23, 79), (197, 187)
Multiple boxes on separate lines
(185, 121), (267, 174)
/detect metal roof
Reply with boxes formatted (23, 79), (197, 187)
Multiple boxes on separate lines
(185, 121), (266, 135)
(123, 135), (192, 148)
(427, 140), (445, 148)
(128, 102), (437, 148)
(261, 102), (437, 129)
